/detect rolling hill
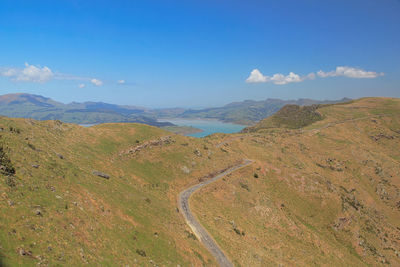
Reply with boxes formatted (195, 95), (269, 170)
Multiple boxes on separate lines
(0, 97), (399, 266)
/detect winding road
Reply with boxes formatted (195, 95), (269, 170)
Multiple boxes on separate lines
(178, 159), (253, 267)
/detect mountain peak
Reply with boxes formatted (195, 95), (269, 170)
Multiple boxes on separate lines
(0, 93), (56, 106)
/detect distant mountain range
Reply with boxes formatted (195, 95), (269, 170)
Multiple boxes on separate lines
(168, 98), (352, 125)
(0, 93), (351, 126)
(0, 93), (172, 127)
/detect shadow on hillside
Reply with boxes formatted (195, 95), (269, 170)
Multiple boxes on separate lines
(0, 254), (7, 267)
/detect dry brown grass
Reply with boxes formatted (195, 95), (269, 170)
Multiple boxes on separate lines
(0, 97), (399, 266)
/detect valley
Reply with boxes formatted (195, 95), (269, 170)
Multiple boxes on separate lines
(0, 97), (399, 266)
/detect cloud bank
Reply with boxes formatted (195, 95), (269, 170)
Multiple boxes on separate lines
(0, 63), (108, 87)
(246, 66), (383, 85)
(317, 66), (384, 79)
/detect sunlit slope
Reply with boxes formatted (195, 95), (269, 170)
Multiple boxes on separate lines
(243, 97), (399, 132)
(242, 104), (324, 131)
(1, 97), (399, 267)
(192, 97), (400, 266)
(0, 117), (243, 266)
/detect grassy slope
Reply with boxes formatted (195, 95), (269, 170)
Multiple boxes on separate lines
(242, 104), (326, 132)
(0, 118), (242, 266)
(191, 97), (400, 266)
(161, 125), (203, 135)
(0, 97), (399, 266)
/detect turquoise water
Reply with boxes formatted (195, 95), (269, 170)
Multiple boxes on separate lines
(79, 123), (98, 127)
(80, 119), (246, 138)
(162, 119), (247, 138)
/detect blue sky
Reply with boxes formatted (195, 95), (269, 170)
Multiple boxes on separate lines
(0, 0), (399, 108)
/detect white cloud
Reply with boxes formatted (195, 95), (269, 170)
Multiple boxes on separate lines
(246, 69), (269, 83)
(90, 78), (103, 86)
(117, 79), (125, 84)
(1, 68), (17, 77)
(317, 66), (383, 79)
(306, 72), (316, 80)
(316, 70), (333, 78)
(247, 66), (383, 85)
(271, 72), (303, 85)
(246, 69), (313, 85)
(0, 63), (109, 87)
(0, 62), (54, 83)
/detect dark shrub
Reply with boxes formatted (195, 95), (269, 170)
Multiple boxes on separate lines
(136, 249), (146, 257)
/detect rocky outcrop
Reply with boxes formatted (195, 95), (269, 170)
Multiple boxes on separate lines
(92, 171), (110, 179)
(119, 136), (175, 156)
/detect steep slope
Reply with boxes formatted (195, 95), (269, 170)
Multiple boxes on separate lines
(0, 97), (399, 266)
(242, 104), (324, 131)
(191, 97), (400, 266)
(0, 117), (242, 266)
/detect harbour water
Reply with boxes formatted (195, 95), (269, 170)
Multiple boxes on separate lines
(161, 119), (247, 138)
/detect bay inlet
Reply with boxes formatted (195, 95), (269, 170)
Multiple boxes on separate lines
(159, 119), (247, 137)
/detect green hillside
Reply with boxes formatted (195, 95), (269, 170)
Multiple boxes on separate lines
(0, 117), (244, 266)
(0, 97), (399, 266)
(193, 97), (400, 266)
(242, 104), (324, 131)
